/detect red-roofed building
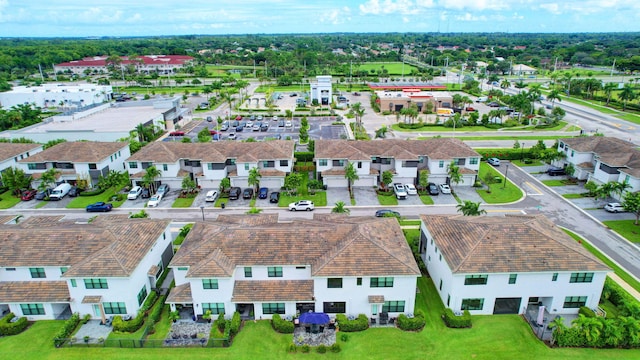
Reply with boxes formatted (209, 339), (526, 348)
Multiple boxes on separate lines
(54, 55), (194, 75)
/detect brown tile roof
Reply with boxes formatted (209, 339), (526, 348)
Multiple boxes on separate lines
(170, 217), (420, 278)
(420, 214), (609, 274)
(562, 137), (640, 177)
(18, 142), (128, 163)
(259, 169), (286, 177)
(166, 283), (192, 303)
(17, 215), (65, 227)
(82, 295), (103, 304)
(127, 140), (294, 163)
(215, 214), (279, 226)
(315, 139), (479, 161)
(459, 167), (477, 175)
(0, 217), (170, 278)
(577, 162), (594, 169)
(322, 168), (346, 176)
(0, 281), (70, 303)
(232, 280), (314, 302)
(0, 143), (42, 162)
(368, 295), (385, 303)
(0, 215), (19, 224)
(148, 265), (160, 276)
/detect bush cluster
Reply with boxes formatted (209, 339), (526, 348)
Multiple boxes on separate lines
(229, 311), (241, 336)
(140, 291), (158, 313)
(148, 295), (167, 324)
(478, 149), (533, 160)
(293, 164), (316, 172)
(442, 309), (472, 328)
(215, 313), (226, 332)
(294, 151), (314, 162)
(53, 312), (80, 347)
(112, 311), (145, 333)
(271, 314), (294, 333)
(0, 312), (28, 336)
(398, 122), (426, 129)
(578, 306), (596, 318)
(335, 314), (368, 332)
(397, 310), (426, 331)
(78, 188), (105, 196)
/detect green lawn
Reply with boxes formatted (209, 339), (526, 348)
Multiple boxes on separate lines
(542, 180), (567, 187)
(419, 195), (434, 205)
(357, 62), (417, 75)
(215, 196), (229, 208)
(145, 305), (172, 342)
(377, 193), (398, 206)
(35, 201), (48, 209)
(173, 224), (193, 246)
(457, 135), (572, 141)
(602, 220), (640, 244)
(475, 163), (524, 204)
(562, 193), (586, 199)
(277, 191), (327, 207)
(392, 124), (495, 132)
(66, 187), (126, 209)
(172, 197), (196, 208)
(399, 220), (422, 226)
(0, 190), (22, 209)
(511, 159), (544, 167)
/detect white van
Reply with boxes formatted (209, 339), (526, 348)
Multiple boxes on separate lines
(49, 183), (72, 200)
(128, 186), (142, 200)
(476, 96), (488, 103)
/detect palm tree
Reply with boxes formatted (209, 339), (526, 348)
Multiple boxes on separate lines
(572, 314), (603, 346)
(142, 166), (162, 194)
(247, 167), (261, 196)
(600, 318), (623, 348)
(500, 79), (511, 89)
(548, 316), (566, 346)
(331, 201), (350, 214)
(351, 102), (366, 129)
(447, 161), (462, 192)
(220, 91), (234, 120)
(603, 82), (618, 105)
(618, 83), (637, 111)
(38, 168), (60, 192)
(514, 80), (527, 93)
(456, 201), (487, 216)
(546, 89), (562, 107)
(344, 162), (359, 198)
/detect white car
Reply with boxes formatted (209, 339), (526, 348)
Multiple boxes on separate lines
(245, 121), (253, 128)
(205, 190), (219, 202)
(285, 120), (292, 127)
(604, 203), (626, 213)
(147, 194), (162, 207)
(228, 133), (237, 140)
(404, 183), (417, 195)
(487, 158), (500, 166)
(273, 116), (278, 121)
(393, 183), (407, 200)
(289, 200), (314, 211)
(439, 184), (452, 194)
(127, 186), (142, 200)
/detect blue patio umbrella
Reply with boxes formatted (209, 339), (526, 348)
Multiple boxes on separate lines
(298, 312), (330, 325)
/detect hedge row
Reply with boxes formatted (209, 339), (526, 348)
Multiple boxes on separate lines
(229, 312), (241, 337)
(578, 306), (596, 318)
(294, 151), (314, 162)
(112, 311), (145, 333)
(335, 314), (368, 332)
(140, 291), (158, 313)
(53, 312), (80, 347)
(397, 310), (426, 331)
(79, 188), (105, 196)
(0, 312), (28, 336)
(293, 164), (316, 172)
(215, 313), (226, 332)
(442, 309), (472, 328)
(148, 294), (167, 324)
(271, 314), (294, 334)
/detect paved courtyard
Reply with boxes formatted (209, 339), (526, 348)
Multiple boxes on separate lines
(74, 320), (112, 344)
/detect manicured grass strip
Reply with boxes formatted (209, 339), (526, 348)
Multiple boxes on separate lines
(144, 305), (172, 343)
(602, 220), (640, 244)
(0, 190), (23, 209)
(399, 220), (422, 226)
(511, 159), (543, 167)
(172, 197), (196, 208)
(173, 224), (193, 246)
(392, 124), (497, 132)
(377, 193), (398, 206)
(215, 197), (229, 208)
(277, 191), (327, 207)
(420, 195), (434, 205)
(66, 187), (126, 209)
(458, 135), (572, 141)
(475, 163), (523, 204)
(35, 201), (48, 209)
(562, 193), (586, 199)
(542, 180), (566, 187)
(563, 228), (640, 294)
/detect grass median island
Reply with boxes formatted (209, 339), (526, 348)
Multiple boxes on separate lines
(377, 192), (398, 206)
(475, 163), (523, 204)
(0, 190), (21, 209)
(419, 194), (434, 205)
(66, 187), (126, 209)
(172, 197), (195, 208)
(277, 191), (327, 207)
(602, 220), (640, 244)
(542, 180), (567, 187)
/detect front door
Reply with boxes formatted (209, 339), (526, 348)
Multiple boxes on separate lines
(93, 305), (101, 317)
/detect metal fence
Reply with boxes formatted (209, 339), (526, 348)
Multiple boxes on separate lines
(55, 337), (229, 348)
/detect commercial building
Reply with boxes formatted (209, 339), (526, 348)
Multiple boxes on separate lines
(0, 84), (112, 110)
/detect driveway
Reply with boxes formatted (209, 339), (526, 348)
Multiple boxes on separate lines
(430, 192), (458, 205)
(352, 187), (379, 206)
(326, 188), (351, 206)
(398, 194), (423, 206)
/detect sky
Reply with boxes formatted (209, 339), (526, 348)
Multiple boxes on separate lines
(1, 0), (639, 37)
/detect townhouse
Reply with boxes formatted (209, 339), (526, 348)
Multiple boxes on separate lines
(0, 215), (173, 321)
(0, 143), (43, 175)
(557, 137), (640, 198)
(419, 214), (609, 316)
(167, 214), (420, 321)
(17, 141), (130, 188)
(125, 141), (294, 189)
(315, 139), (481, 188)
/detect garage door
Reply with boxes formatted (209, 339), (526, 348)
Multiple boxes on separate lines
(325, 177), (348, 188)
(353, 176), (376, 187)
(493, 298), (522, 314)
(260, 178), (283, 189)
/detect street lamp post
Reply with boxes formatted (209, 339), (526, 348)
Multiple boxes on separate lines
(521, 142), (525, 161)
(503, 164), (510, 189)
(200, 206), (205, 221)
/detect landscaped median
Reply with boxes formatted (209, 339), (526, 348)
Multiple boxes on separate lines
(66, 187), (126, 209)
(475, 163), (524, 204)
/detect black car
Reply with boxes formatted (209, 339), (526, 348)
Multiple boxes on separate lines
(68, 186), (81, 197)
(235, 125), (244, 132)
(229, 187), (241, 200)
(547, 167), (566, 176)
(243, 188), (254, 199)
(231, 120), (239, 127)
(35, 188), (51, 200)
(427, 182), (439, 196)
(375, 209), (400, 218)
(269, 192), (280, 203)
(141, 188), (151, 198)
(488, 102), (500, 107)
(260, 123), (269, 131)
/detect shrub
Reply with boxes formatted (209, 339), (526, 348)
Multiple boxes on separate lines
(112, 311), (145, 333)
(301, 344), (310, 353)
(271, 313), (294, 334)
(140, 291), (158, 313)
(330, 343), (342, 353)
(53, 312), (80, 347)
(287, 343), (297, 353)
(398, 122), (425, 129)
(82, 313), (91, 324)
(442, 309), (472, 328)
(294, 151), (314, 162)
(578, 306), (596, 318)
(148, 295), (167, 324)
(78, 187), (106, 196)
(317, 344), (327, 353)
(0, 313), (28, 336)
(229, 311), (241, 336)
(215, 313), (226, 332)
(335, 314), (368, 332)
(397, 310), (426, 331)
(340, 333), (349, 342)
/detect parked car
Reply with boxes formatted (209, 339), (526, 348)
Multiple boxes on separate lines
(229, 187), (241, 200)
(289, 93), (297, 97)
(220, 121), (229, 131)
(157, 184), (170, 196)
(546, 167), (566, 176)
(258, 187), (268, 199)
(487, 158), (501, 166)
(235, 125), (244, 132)
(205, 190), (219, 202)
(206, 116), (213, 122)
(245, 121), (253, 128)
(465, 106), (477, 112)
(35, 188), (51, 200)
(289, 200), (314, 211)
(147, 194), (162, 207)
(439, 184), (452, 194)
(243, 188), (254, 199)
(128, 186), (142, 200)
(169, 131), (185, 136)
(404, 183), (417, 195)
(273, 116), (278, 121)
(140, 188), (151, 199)
(260, 123), (269, 131)
(86, 202), (113, 212)
(278, 120), (285, 127)
(269, 192), (280, 203)
(476, 96), (488, 103)
(375, 209), (400, 218)
(231, 120), (240, 127)
(21, 189), (37, 201)
(393, 183), (407, 200)
(209, 129), (220, 136)
(427, 182), (439, 196)
(252, 122), (261, 131)
(235, 115), (243, 121)
(49, 183), (72, 200)
(285, 120), (293, 127)
(604, 203), (626, 213)
(488, 102), (500, 107)
(257, 115), (264, 121)
(68, 186), (82, 197)
(228, 133), (237, 140)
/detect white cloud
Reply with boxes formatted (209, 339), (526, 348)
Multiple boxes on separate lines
(454, 12), (488, 21)
(320, 7), (352, 25)
(359, 0), (419, 15)
(539, 3), (560, 15)
(440, 0), (510, 11)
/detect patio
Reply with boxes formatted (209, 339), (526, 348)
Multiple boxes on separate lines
(164, 321), (212, 347)
(73, 320), (112, 344)
(293, 326), (336, 347)
(524, 304), (578, 342)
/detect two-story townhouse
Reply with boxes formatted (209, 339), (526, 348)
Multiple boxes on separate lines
(419, 214), (609, 316)
(17, 142), (130, 188)
(125, 141), (294, 190)
(0, 143), (43, 180)
(167, 214), (420, 321)
(315, 139), (480, 188)
(0, 215), (173, 321)
(558, 137), (640, 198)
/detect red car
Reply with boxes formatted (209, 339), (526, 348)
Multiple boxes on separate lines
(21, 189), (37, 201)
(209, 130), (219, 135)
(465, 106), (477, 112)
(169, 131), (185, 136)
(235, 115), (243, 120)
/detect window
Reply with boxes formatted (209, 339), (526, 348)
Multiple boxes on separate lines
(110, 155), (113, 162)
(439, 279), (443, 290)
(137, 286), (148, 306)
(508, 274), (517, 284)
(447, 295), (450, 307)
(177, 267), (188, 271)
(262, 161), (275, 168)
(29, 268), (46, 278)
(70, 279), (77, 287)
(402, 161), (418, 168)
(262, 303), (285, 314)
(244, 267), (252, 278)
(280, 160), (288, 167)
(21, 304), (45, 316)
(268, 267), (283, 278)
(208, 163), (226, 170)
(84, 278), (108, 289)
(323, 302), (346, 313)
(371, 304), (378, 314)
(203, 303), (225, 314)
(382, 301), (405, 313)
(103, 302), (127, 315)
(563, 296), (587, 308)
(60, 267), (68, 274)
(571, 150), (575, 157)
(470, 158), (479, 165)
(439, 254), (442, 261)
(226, 159), (236, 166)
(327, 278), (343, 288)
(163, 164), (168, 171)
(461, 298), (484, 310)
(552, 273), (558, 281)
(88, 163), (97, 170)
(202, 279), (219, 289)
(569, 272), (594, 283)
(128, 162), (138, 169)
(464, 275), (488, 285)
(319, 159), (328, 166)
(370, 277), (394, 288)
(244, 163), (250, 170)
(357, 161), (362, 169)
(332, 159), (345, 166)
(5, 268), (15, 271)
(357, 277), (362, 286)
(296, 266), (306, 270)
(439, 160), (444, 168)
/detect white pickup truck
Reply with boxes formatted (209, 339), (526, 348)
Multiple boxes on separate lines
(393, 183), (407, 200)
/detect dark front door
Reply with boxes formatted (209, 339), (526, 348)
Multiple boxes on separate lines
(296, 303), (315, 314)
(493, 298), (522, 314)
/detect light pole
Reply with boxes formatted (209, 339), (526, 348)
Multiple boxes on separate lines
(200, 206), (205, 221)
(521, 142), (525, 161)
(503, 164), (509, 189)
